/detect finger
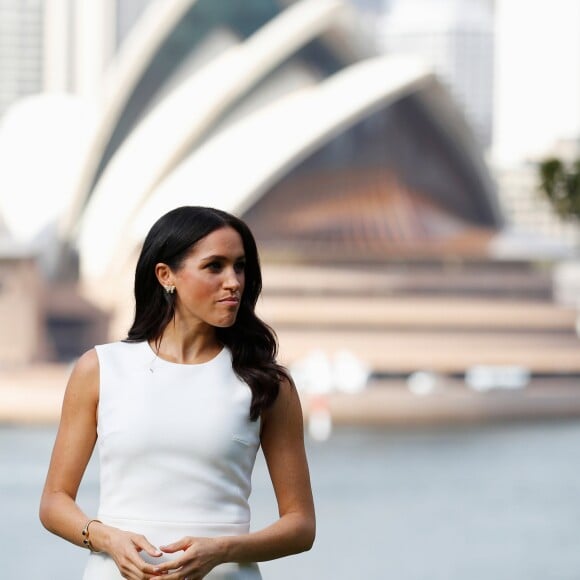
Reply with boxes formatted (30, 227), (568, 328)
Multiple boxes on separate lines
(152, 559), (185, 574)
(119, 559), (158, 580)
(160, 536), (191, 553)
(125, 552), (165, 577)
(156, 569), (193, 580)
(138, 559), (169, 576)
(132, 535), (163, 558)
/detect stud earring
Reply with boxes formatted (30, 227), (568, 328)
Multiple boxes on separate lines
(164, 284), (175, 294)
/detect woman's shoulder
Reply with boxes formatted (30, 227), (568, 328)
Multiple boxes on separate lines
(94, 339), (146, 356)
(64, 348), (100, 402)
(93, 340), (152, 372)
(261, 375), (300, 420)
(73, 347), (99, 375)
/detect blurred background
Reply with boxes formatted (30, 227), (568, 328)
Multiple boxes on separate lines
(1, 0), (579, 578)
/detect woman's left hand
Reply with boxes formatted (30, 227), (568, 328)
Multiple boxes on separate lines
(152, 536), (225, 579)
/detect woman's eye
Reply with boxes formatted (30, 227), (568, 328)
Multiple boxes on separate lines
(206, 261), (222, 271)
(234, 261), (246, 273)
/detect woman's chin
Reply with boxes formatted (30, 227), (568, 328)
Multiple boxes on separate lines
(213, 315), (238, 328)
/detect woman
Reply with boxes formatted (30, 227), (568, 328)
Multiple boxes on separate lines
(40, 206), (315, 579)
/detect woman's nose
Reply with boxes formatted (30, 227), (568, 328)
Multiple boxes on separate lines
(224, 269), (241, 290)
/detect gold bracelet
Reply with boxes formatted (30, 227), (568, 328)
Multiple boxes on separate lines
(81, 518), (102, 552)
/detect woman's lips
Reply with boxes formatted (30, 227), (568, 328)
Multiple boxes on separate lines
(218, 296), (239, 304)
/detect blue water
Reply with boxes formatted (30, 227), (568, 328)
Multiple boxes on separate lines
(1, 421), (580, 579)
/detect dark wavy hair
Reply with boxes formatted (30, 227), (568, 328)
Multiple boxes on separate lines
(126, 206), (289, 420)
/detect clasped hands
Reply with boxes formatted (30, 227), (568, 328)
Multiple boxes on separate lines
(100, 526), (226, 580)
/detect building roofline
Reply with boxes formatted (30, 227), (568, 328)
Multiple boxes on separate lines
(86, 55), (488, 283)
(76, 0), (353, 282)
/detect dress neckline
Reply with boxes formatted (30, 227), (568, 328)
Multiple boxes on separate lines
(143, 340), (226, 370)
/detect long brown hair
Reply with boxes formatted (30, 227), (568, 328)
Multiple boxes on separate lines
(126, 206), (290, 420)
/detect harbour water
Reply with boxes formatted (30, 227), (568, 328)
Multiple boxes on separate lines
(2, 420), (580, 579)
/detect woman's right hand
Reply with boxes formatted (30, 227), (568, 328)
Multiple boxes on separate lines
(91, 522), (166, 579)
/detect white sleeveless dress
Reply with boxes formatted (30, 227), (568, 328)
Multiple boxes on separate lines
(83, 341), (262, 579)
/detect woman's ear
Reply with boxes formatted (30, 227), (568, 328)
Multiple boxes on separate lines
(155, 263), (173, 287)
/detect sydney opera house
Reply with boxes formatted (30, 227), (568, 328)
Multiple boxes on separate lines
(1, 0), (508, 366)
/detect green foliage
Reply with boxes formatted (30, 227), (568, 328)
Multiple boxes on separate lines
(538, 157), (580, 221)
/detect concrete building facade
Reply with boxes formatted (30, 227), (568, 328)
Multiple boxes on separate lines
(0, 248), (44, 365)
(378, 0), (494, 149)
(0, 0), (43, 118)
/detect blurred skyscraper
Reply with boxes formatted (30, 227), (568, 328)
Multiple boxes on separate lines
(43, 0), (155, 101)
(377, 0), (494, 149)
(0, 0), (43, 117)
(0, 0), (160, 114)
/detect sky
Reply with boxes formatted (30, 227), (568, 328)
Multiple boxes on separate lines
(493, 0), (580, 165)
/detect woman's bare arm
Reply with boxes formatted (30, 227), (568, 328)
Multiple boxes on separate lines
(39, 349), (100, 543)
(39, 349), (163, 579)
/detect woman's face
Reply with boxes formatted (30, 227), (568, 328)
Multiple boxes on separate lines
(167, 226), (246, 329)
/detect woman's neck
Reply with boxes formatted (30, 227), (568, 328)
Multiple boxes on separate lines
(152, 320), (221, 364)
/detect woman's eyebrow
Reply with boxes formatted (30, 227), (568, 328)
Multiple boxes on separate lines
(200, 253), (246, 262)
